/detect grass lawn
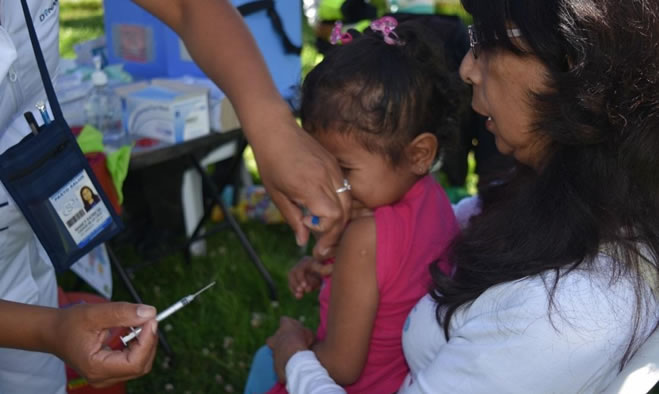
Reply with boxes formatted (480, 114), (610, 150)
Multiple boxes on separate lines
(60, 221), (318, 393)
(59, 0), (105, 59)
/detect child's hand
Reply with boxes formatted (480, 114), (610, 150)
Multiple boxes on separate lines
(288, 256), (333, 299)
(267, 317), (315, 382)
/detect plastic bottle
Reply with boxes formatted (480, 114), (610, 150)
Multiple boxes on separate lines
(83, 56), (125, 148)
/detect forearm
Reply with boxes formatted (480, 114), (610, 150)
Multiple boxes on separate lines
(312, 339), (362, 385)
(133, 1), (349, 256)
(0, 300), (58, 354)
(133, 0), (294, 141)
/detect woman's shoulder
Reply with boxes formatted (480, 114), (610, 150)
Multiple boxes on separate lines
(465, 252), (650, 310)
(400, 254), (658, 393)
(452, 252), (658, 349)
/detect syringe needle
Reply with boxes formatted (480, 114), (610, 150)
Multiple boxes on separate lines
(192, 281), (216, 298)
(119, 281), (216, 346)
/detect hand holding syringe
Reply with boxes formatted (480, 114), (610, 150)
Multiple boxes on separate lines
(120, 281), (216, 346)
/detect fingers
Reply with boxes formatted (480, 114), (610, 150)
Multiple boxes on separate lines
(288, 257), (329, 298)
(280, 317), (314, 347)
(134, 320), (158, 367)
(288, 258), (312, 299)
(271, 191), (309, 247)
(303, 260), (325, 291)
(50, 303), (158, 388)
(288, 264), (308, 299)
(277, 316), (308, 337)
(302, 325), (315, 347)
(307, 188), (351, 260)
(87, 302), (156, 330)
(302, 182), (352, 260)
(309, 260), (333, 277)
(303, 185), (350, 234)
(267, 316), (313, 382)
(86, 320), (158, 387)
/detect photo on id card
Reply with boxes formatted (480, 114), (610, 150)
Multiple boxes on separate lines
(49, 170), (112, 248)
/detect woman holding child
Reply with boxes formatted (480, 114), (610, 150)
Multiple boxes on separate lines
(262, 0), (659, 392)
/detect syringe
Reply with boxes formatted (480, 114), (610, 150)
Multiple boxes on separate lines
(120, 281), (216, 346)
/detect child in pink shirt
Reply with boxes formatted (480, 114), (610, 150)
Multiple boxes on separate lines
(246, 17), (464, 394)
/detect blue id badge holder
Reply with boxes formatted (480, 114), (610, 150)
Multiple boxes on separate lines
(0, 0), (122, 272)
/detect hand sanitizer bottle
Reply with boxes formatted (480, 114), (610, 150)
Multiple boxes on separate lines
(84, 56), (125, 148)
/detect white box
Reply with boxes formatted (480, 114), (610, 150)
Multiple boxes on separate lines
(117, 79), (210, 143)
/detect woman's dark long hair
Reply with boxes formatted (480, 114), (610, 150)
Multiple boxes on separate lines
(430, 0), (659, 368)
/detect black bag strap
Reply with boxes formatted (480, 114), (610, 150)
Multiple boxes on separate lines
(237, 0), (302, 55)
(19, 0), (65, 122)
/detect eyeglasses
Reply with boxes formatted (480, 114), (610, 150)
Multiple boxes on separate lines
(467, 25), (523, 59)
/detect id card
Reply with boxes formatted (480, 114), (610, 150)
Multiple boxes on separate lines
(49, 171), (112, 247)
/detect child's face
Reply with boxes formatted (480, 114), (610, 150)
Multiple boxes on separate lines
(313, 131), (419, 211)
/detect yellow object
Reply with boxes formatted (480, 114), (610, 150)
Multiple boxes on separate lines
(211, 205), (224, 222)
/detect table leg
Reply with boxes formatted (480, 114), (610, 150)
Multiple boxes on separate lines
(190, 158), (278, 300)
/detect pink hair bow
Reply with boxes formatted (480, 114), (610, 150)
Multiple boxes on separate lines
(370, 16), (402, 45)
(330, 21), (353, 45)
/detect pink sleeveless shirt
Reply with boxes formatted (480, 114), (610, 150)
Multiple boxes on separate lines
(270, 175), (458, 394)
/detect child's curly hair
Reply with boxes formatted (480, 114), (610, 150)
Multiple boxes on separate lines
(300, 20), (467, 166)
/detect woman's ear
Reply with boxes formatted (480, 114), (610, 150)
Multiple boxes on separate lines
(406, 133), (438, 175)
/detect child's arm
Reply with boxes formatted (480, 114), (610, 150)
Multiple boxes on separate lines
(311, 217), (378, 385)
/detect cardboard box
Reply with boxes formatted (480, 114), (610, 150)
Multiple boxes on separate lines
(103, 0), (302, 98)
(116, 80), (210, 143)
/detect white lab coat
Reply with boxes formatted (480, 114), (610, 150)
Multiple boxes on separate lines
(0, 0), (66, 393)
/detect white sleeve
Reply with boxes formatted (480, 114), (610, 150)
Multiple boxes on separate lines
(285, 351), (346, 394)
(451, 196), (481, 230)
(397, 268), (657, 393)
(285, 260), (657, 394)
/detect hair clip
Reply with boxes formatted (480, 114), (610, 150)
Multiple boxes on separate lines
(370, 16), (402, 46)
(330, 21), (353, 45)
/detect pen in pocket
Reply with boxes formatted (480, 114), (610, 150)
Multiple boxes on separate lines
(35, 101), (51, 124)
(23, 112), (39, 135)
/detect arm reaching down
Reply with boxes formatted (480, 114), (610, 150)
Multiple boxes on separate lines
(132, 0), (350, 259)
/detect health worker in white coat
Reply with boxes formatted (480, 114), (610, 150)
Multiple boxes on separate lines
(0, 0), (159, 392)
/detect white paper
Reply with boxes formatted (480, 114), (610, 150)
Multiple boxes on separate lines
(71, 244), (113, 299)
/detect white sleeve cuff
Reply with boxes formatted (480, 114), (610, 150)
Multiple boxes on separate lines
(285, 351), (346, 394)
(452, 196), (481, 230)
